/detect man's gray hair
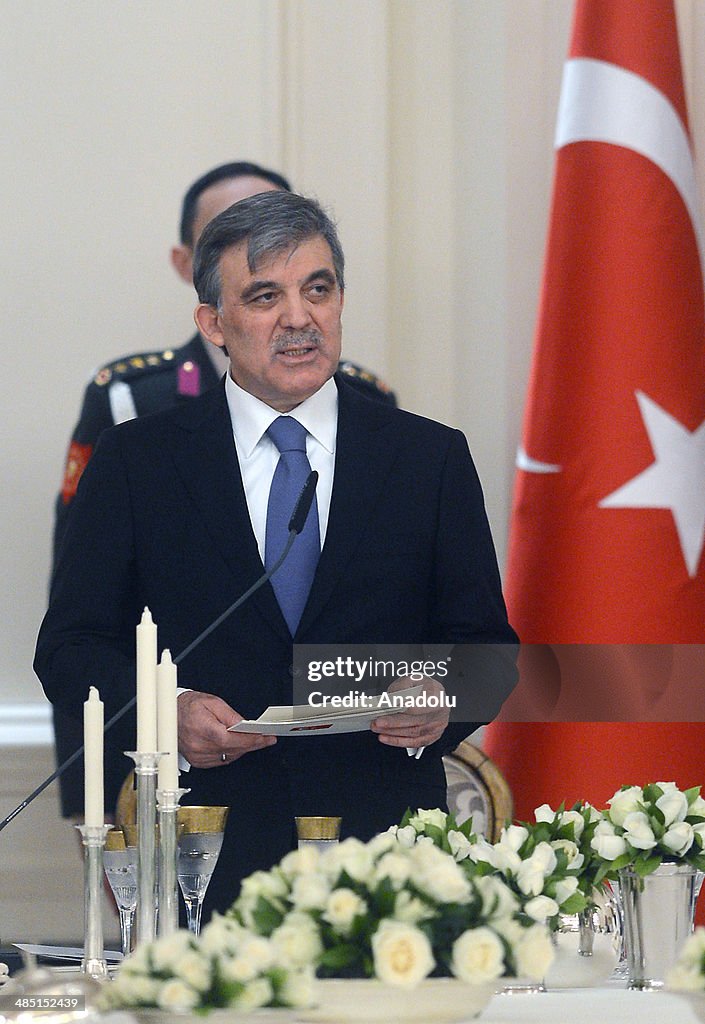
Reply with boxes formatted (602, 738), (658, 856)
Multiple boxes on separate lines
(193, 191), (345, 308)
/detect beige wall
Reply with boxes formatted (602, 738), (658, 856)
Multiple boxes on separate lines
(2, 0), (704, 710)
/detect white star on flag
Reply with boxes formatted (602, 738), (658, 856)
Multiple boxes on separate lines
(600, 390), (705, 577)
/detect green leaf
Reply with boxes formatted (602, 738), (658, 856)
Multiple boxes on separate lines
(251, 896), (285, 936)
(560, 892), (588, 915)
(318, 944), (360, 970)
(643, 784), (663, 804)
(400, 808), (414, 828)
(685, 787), (701, 805)
(634, 855), (662, 878)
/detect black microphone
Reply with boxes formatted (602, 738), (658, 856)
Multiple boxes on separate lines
(0, 470), (319, 833)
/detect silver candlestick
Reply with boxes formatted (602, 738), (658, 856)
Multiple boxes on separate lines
(126, 751), (162, 946)
(157, 787), (190, 937)
(76, 823), (112, 979)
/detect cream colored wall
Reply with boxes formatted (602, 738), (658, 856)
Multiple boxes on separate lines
(2, 1), (705, 703)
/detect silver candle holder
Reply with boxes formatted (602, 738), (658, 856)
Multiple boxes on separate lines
(156, 786), (190, 937)
(76, 823), (113, 979)
(126, 751), (162, 946)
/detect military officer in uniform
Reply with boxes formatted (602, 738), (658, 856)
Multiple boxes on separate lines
(52, 161), (396, 820)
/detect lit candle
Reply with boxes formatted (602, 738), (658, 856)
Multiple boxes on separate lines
(157, 650), (179, 791)
(84, 687), (104, 827)
(136, 607), (158, 752)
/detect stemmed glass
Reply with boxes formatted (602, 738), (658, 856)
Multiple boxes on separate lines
(176, 806), (229, 936)
(103, 827), (138, 955)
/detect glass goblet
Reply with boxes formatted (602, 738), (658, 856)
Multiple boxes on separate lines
(103, 827), (138, 956)
(176, 806), (229, 936)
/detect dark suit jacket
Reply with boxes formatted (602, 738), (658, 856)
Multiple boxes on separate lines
(36, 375), (517, 917)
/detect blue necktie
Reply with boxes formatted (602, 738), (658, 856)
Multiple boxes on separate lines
(265, 416), (320, 634)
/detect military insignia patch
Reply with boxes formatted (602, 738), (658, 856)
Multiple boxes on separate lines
(61, 441), (93, 504)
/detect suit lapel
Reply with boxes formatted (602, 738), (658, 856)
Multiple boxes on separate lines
(168, 384), (290, 641)
(297, 379), (399, 635)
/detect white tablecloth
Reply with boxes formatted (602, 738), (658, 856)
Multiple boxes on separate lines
(481, 988), (700, 1024)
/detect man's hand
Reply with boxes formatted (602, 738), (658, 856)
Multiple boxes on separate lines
(370, 675), (450, 749)
(178, 691), (276, 768)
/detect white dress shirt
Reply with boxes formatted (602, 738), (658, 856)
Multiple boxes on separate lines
(224, 373), (338, 559)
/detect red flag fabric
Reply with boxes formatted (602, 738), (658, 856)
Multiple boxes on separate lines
(485, 0), (705, 818)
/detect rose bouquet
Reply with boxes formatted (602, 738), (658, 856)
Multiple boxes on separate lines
(590, 782), (705, 881)
(392, 804), (601, 926)
(226, 831), (554, 988)
(99, 914), (314, 1014)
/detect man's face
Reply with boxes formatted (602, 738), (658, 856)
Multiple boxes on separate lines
(172, 175), (282, 285)
(195, 236), (343, 412)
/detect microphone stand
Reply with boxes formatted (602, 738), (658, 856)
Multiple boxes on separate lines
(0, 471), (319, 834)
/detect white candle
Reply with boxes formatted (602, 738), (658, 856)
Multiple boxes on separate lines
(136, 607), (158, 752)
(157, 650), (179, 791)
(84, 686), (104, 827)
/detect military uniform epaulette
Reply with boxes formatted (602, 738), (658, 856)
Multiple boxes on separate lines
(338, 359), (393, 397)
(92, 348), (179, 387)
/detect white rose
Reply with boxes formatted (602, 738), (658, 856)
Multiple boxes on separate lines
(662, 821), (695, 857)
(321, 838), (374, 883)
(607, 786), (644, 827)
(322, 887), (367, 934)
(490, 844), (521, 875)
(551, 839), (584, 870)
(559, 810), (586, 840)
(451, 927), (505, 983)
(467, 837), (496, 866)
(371, 920), (434, 988)
(475, 875), (519, 921)
(222, 935), (274, 981)
(693, 823), (705, 850)
(667, 964), (705, 992)
(373, 851), (414, 890)
(516, 844), (557, 897)
(586, 804), (602, 823)
(271, 913), (322, 969)
(409, 844), (472, 904)
(368, 831), (399, 857)
(656, 788), (689, 826)
(279, 845), (320, 879)
(534, 803), (556, 823)
(591, 832), (628, 860)
(688, 795), (705, 818)
(240, 869), (289, 905)
(394, 825), (418, 849)
(524, 895), (559, 922)
(393, 891), (433, 924)
(278, 968), (316, 1008)
(411, 808), (449, 830)
(514, 924), (555, 980)
(677, 928), (705, 966)
(112, 975), (162, 1007)
(236, 977), (273, 1010)
(291, 872), (331, 911)
(448, 830), (473, 862)
(200, 914), (245, 956)
(622, 811), (657, 851)
(499, 824), (529, 853)
(156, 979), (199, 1012)
(553, 876), (579, 907)
(149, 931), (194, 973)
(175, 950), (212, 992)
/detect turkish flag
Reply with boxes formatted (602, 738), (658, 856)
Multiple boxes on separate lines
(485, 0), (705, 819)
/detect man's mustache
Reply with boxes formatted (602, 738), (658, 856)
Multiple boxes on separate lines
(272, 330), (323, 353)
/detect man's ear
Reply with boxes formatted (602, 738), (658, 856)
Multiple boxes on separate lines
(194, 303), (225, 348)
(171, 244), (194, 285)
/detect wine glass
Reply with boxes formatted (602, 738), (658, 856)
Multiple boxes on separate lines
(176, 806), (229, 936)
(103, 827), (138, 955)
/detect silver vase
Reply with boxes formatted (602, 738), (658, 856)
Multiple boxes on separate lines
(618, 862), (699, 990)
(544, 886), (622, 989)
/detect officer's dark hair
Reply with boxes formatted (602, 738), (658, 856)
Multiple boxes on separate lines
(180, 162), (292, 247)
(193, 191), (345, 309)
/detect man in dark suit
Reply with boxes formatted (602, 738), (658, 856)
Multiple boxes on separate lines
(52, 162), (395, 820)
(36, 191), (517, 920)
